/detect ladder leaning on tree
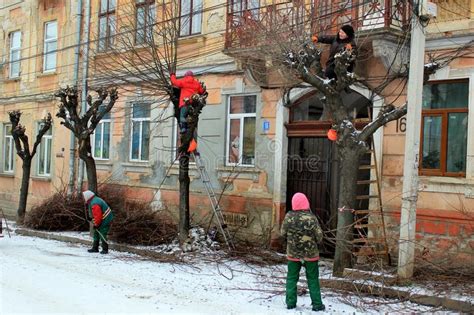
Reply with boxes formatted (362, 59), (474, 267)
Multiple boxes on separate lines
(352, 139), (391, 265)
(191, 152), (235, 250)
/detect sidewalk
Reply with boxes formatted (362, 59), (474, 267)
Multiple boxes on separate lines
(14, 227), (474, 313)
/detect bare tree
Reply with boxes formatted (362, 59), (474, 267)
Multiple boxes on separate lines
(90, 0), (208, 243)
(55, 86), (118, 193)
(9, 111), (52, 223)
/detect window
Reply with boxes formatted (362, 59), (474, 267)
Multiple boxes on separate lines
(98, 0), (116, 51)
(43, 21), (57, 72)
(9, 31), (21, 78)
(130, 104), (150, 161)
(229, 0), (259, 17)
(3, 124), (14, 173)
(92, 107), (111, 160)
(420, 80), (469, 177)
(226, 95), (256, 166)
(135, 0), (156, 44)
(180, 0), (202, 37)
(37, 123), (52, 176)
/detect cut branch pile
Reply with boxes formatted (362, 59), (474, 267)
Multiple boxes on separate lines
(24, 191), (88, 231)
(109, 200), (176, 246)
(25, 184), (177, 246)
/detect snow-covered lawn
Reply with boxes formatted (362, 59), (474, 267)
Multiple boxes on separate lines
(0, 233), (441, 314)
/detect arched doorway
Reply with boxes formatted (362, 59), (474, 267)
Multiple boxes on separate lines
(285, 88), (372, 255)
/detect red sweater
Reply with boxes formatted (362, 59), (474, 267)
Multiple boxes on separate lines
(171, 74), (205, 108)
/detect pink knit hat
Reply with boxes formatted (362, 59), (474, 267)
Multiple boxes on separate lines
(292, 192), (310, 211)
(184, 70), (194, 77)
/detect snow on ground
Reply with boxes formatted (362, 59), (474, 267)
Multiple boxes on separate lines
(1, 231), (439, 314)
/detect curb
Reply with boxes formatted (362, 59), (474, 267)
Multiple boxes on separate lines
(15, 228), (181, 263)
(15, 228), (474, 312)
(320, 278), (474, 313)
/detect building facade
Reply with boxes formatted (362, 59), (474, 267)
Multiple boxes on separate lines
(1, 0), (473, 269)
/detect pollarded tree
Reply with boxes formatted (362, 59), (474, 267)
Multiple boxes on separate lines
(55, 87), (118, 193)
(9, 111), (52, 223)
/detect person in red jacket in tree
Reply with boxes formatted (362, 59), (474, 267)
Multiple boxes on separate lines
(170, 70), (205, 152)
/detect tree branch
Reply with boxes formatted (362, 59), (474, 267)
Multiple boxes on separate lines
(359, 103), (407, 141)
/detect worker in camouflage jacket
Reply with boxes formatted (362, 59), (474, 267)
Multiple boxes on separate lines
(280, 192), (325, 312)
(82, 190), (114, 254)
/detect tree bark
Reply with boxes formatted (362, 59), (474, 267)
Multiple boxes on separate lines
(178, 153), (190, 243)
(17, 158), (32, 223)
(78, 137), (98, 193)
(333, 145), (363, 276)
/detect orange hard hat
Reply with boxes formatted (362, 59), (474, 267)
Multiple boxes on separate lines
(327, 129), (338, 141)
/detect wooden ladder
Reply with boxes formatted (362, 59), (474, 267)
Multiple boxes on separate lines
(352, 141), (391, 265)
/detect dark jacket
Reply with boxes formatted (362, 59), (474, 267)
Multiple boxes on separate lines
(318, 34), (357, 74)
(280, 210), (323, 260)
(170, 74), (205, 108)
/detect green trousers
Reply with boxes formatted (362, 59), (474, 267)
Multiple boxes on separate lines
(93, 224), (110, 243)
(286, 260), (323, 308)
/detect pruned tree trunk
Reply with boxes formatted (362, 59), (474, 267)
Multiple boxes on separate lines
(333, 145), (364, 276)
(79, 138), (98, 193)
(178, 153), (190, 242)
(17, 159), (32, 222)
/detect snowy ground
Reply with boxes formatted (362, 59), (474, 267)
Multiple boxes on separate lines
(0, 231), (445, 314)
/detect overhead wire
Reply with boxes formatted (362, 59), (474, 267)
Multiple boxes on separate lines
(1, 0), (412, 99)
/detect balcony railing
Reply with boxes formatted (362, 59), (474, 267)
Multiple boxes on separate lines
(225, 0), (410, 50)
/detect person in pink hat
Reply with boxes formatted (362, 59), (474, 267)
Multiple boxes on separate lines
(281, 192), (325, 311)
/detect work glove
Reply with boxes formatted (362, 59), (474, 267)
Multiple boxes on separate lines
(311, 35), (318, 43)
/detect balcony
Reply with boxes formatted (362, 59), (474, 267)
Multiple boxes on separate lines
(225, 0), (411, 51)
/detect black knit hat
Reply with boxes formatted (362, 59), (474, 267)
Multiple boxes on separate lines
(340, 25), (355, 39)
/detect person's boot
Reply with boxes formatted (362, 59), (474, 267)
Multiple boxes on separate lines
(100, 242), (108, 254)
(88, 240), (99, 253)
(312, 304), (325, 312)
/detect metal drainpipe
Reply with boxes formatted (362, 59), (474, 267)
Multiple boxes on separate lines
(69, 0), (83, 196)
(78, 0), (91, 191)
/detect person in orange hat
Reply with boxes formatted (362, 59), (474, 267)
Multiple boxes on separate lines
(311, 24), (357, 81)
(170, 71), (206, 152)
(281, 192), (325, 312)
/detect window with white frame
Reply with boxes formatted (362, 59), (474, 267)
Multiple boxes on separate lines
(98, 0), (116, 51)
(9, 31), (21, 78)
(226, 95), (256, 166)
(130, 104), (150, 161)
(136, 0), (156, 44)
(43, 21), (57, 72)
(3, 124), (14, 173)
(92, 107), (111, 160)
(179, 0), (202, 37)
(37, 123), (52, 176)
(230, 0), (259, 18)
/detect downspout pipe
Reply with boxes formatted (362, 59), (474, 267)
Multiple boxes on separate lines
(78, 0), (91, 191)
(69, 0), (83, 196)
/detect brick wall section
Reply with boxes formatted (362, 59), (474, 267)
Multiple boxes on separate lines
(159, 189), (274, 245)
(384, 208), (474, 270)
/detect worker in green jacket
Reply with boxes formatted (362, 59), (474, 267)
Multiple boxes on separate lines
(281, 192), (325, 311)
(82, 190), (113, 254)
